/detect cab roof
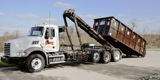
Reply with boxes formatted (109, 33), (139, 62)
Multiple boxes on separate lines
(35, 24), (59, 28)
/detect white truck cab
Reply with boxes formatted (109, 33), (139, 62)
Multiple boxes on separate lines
(1, 24), (66, 72)
(4, 25), (62, 57)
(29, 25), (60, 52)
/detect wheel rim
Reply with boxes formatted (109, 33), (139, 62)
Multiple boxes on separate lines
(93, 52), (100, 62)
(31, 58), (42, 70)
(104, 52), (110, 62)
(114, 51), (120, 60)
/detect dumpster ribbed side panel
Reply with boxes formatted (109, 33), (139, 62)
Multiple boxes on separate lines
(93, 16), (147, 57)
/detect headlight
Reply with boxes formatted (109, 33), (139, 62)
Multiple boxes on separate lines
(16, 50), (27, 57)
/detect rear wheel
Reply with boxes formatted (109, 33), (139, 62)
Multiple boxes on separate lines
(126, 55), (132, 58)
(26, 54), (45, 73)
(111, 49), (122, 62)
(99, 51), (111, 63)
(91, 51), (100, 63)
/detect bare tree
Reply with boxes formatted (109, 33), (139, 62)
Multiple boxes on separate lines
(157, 29), (160, 47)
(141, 25), (149, 39)
(0, 30), (21, 52)
(129, 18), (138, 31)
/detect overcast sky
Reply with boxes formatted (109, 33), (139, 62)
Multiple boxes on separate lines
(0, 0), (160, 36)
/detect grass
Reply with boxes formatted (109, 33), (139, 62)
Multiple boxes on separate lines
(0, 60), (15, 67)
(0, 49), (3, 53)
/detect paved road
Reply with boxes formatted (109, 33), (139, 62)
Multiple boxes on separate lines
(0, 50), (160, 80)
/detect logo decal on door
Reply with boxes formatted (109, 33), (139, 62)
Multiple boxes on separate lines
(45, 41), (54, 45)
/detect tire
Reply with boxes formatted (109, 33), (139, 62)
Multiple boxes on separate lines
(26, 54), (45, 73)
(126, 55), (131, 58)
(99, 51), (111, 63)
(111, 49), (122, 62)
(91, 51), (100, 63)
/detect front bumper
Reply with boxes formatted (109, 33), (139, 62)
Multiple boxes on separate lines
(1, 56), (26, 65)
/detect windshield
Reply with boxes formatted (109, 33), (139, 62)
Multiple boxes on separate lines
(29, 27), (44, 36)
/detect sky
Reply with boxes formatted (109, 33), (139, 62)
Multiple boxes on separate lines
(0, 0), (160, 36)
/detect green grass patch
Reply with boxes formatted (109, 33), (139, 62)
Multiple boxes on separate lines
(0, 60), (15, 67)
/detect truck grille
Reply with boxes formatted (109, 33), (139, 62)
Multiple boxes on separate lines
(4, 43), (10, 55)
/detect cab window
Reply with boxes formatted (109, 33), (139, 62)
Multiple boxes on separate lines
(45, 28), (49, 39)
(29, 27), (44, 37)
(45, 28), (55, 39)
(51, 29), (55, 37)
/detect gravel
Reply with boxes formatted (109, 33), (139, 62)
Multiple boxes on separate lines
(0, 50), (160, 80)
(138, 72), (160, 80)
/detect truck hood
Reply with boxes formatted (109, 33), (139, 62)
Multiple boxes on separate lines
(5, 36), (43, 57)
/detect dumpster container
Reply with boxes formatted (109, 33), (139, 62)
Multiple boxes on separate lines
(93, 16), (146, 57)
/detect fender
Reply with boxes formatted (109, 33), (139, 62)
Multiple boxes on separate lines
(24, 47), (48, 65)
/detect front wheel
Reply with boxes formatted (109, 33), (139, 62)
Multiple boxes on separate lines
(26, 54), (45, 73)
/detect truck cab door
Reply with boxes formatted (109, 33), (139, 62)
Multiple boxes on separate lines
(43, 27), (58, 52)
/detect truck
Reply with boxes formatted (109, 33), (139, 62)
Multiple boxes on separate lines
(1, 9), (147, 73)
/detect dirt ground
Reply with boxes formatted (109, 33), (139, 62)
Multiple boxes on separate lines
(0, 50), (160, 80)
